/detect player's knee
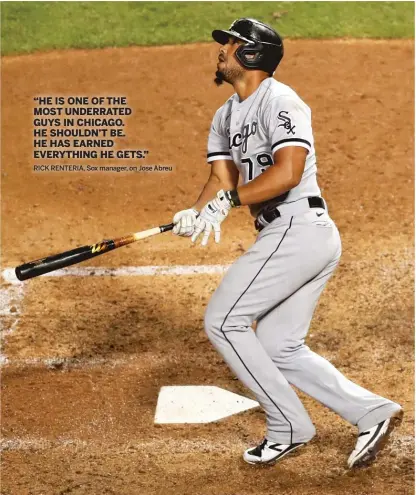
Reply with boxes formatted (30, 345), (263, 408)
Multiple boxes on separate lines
(257, 337), (283, 360)
(204, 302), (238, 340)
(205, 294), (252, 338)
(204, 305), (221, 338)
(204, 288), (228, 335)
(273, 342), (309, 365)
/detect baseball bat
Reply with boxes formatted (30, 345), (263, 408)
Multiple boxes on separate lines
(15, 223), (174, 281)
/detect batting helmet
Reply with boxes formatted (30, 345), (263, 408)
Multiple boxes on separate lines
(212, 18), (284, 75)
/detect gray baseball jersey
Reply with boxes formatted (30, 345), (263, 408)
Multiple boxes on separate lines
(207, 78), (321, 215)
(203, 77), (401, 446)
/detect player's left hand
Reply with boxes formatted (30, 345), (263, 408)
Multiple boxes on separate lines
(191, 190), (232, 246)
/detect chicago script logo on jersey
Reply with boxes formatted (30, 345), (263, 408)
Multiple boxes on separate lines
(277, 111), (296, 135)
(229, 121), (257, 154)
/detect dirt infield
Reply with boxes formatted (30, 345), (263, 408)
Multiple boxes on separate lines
(1, 40), (414, 494)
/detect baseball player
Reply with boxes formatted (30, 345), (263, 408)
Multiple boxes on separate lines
(172, 18), (403, 467)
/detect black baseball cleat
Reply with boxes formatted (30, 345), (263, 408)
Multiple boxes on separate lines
(347, 408), (404, 468)
(243, 438), (305, 465)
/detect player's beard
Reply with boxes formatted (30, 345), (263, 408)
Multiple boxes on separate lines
(214, 65), (244, 86)
(214, 70), (225, 86)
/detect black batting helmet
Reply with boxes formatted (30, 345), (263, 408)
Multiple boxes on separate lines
(212, 18), (284, 75)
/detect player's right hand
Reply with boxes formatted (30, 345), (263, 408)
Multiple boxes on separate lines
(172, 208), (199, 237)
(191, 191), (232, 246)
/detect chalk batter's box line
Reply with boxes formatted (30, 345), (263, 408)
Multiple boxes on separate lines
(2, 265), (231, 284)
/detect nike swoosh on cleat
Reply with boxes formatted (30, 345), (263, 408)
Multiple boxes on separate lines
(355, 421), (385, 458)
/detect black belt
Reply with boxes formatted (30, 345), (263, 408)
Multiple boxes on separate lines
(254, 196), (325, 232)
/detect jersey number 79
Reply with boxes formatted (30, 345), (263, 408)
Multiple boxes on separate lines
(241, 153), (274, 181)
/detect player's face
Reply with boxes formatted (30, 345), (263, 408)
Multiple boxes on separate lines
(214, 36), (245, 86)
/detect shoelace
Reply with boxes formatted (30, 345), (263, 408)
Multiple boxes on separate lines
(259, 438), (268, 450)
(251, 438), (269, 456)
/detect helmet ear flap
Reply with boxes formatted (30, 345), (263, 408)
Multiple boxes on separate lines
(235, 42), (265, 69)
(235, 40), (282, 75)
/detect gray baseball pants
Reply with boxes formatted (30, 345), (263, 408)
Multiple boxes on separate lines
(204, 200), (400, 444)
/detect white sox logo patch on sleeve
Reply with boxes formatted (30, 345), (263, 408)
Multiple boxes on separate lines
(278, 111), (296, 135)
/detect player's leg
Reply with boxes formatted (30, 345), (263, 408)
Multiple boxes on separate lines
(255, 253), (401, 429)
(204, 215), (340, 447)
(255, 251), (402, 465)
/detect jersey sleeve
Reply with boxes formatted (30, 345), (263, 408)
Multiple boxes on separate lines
(265, 96), (313, 154)
(207, 108), (231, 163)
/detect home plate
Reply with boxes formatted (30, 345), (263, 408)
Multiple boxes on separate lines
(154, 386), (259, 424)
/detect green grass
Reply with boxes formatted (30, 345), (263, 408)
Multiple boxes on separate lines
(1, 1), (414, 55)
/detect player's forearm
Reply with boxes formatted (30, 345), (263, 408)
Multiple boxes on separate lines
(193, 170), (238, 211)
(193, 175), (227, 210)
(236, 164), (298, 206)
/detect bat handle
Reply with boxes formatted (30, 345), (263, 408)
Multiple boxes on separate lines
(160, 223), (174, 233)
